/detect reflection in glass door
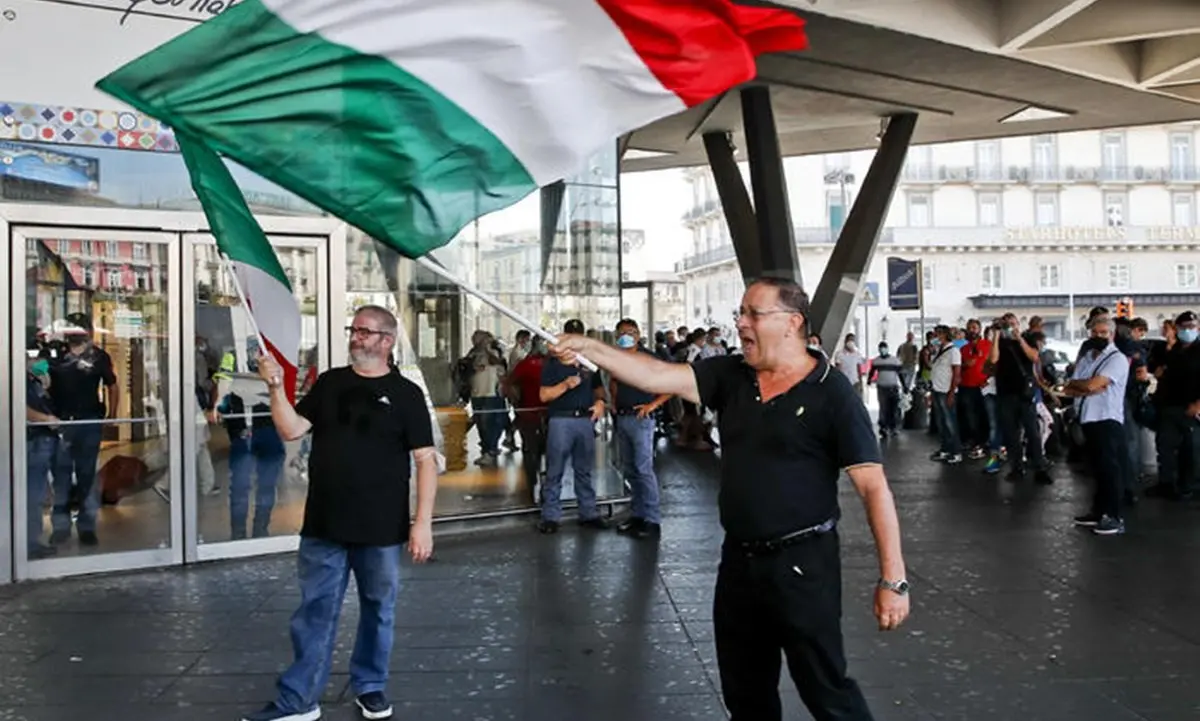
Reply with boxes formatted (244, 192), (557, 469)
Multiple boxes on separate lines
(12, 227), (181, 579)
(183, 234), (327, 560)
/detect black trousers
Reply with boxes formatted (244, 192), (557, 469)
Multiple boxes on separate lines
(1155, 407), (1199, 496)
(997, 394), (1045, 472)
(713, 529), (873, 721)
(1082, 420), (1124, 519)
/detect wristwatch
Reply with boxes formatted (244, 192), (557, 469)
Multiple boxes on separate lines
(878, 578), (910, 596)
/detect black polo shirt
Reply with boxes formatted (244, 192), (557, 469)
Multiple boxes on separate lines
(541, 357), (602, 413)
(694, 350), (882, 542)
(615, 348), (657, 409)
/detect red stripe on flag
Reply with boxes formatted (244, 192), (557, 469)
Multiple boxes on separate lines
(594, 0), (808, 107)
(261, 334), (299, 405)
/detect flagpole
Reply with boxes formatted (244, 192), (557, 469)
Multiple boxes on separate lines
(413, 255), (599, 372)
(217, 252), (281, 384)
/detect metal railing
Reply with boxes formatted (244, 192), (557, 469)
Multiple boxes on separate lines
(675, 229), (896, 272)
(902, 164), (1200, 184)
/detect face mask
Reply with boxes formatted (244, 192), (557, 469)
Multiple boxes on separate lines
(931, 338), (942, 347)
(616, 334), (637, 349)
(30, 359), (49, 377)
(878, 347), (889, 356)
(846, 342), (856, 352)
(1085, 337), (1110, 351)
(1179, 328), (1199, 344)
(808, 343), (820, 352)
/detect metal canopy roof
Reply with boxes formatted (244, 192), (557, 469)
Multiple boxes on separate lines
(620, 0), (1200, 173)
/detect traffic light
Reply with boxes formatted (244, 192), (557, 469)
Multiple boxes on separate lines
(1115, 297), (1134, 319)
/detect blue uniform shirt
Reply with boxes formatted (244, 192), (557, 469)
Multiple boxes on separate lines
(615, 348), (657, 409)
(541, 357), (602, 413)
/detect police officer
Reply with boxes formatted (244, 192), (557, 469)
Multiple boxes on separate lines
(610, 318), (670, 539)
(551, 277), (909, 721)
(537, 318), (608, 534)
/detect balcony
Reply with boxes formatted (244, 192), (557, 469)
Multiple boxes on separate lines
(680, 198), (721, 222)
(902, 164), (1200, 185)
(674, 229), (895, 273)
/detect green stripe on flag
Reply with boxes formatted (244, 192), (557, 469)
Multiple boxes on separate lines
(177, 133), (291, 290)
(96, 0), (537, 260)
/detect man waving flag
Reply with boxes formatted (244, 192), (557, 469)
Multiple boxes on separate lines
(97, 0), (808, 381)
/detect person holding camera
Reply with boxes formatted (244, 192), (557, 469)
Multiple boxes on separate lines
(987, 313), (1052, 485)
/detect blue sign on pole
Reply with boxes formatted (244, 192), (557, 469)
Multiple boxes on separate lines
(859, 281), (880, 307)
(887, 257), (922, 311)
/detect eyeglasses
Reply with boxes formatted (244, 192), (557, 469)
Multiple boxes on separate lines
(345, 326), (392, 339)
(734, 307), (797, 322)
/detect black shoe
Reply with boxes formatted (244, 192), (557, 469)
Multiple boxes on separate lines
(1093, 515), (1125, 536)
(536, 520), (559, 535)
(579, 517), (610, 530)
(241, 703), (321, 721)
(616, 518), (644, 534)
(1073, 513), (1101, 527)
(355, 691), (393, 720)
(79, 530), (98, 546)
(632, 521), (662, 539)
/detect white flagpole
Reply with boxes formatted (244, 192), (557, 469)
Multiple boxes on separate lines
(218, 252), (284, 387)
(413, 255), (599, 372)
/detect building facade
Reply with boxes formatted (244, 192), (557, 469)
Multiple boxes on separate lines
(678, 124), (1200, 344)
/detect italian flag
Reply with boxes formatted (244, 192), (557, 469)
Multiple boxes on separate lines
(97, 0), (807, 377)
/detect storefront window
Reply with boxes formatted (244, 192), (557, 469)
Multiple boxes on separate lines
(0, 141), (323, 216)
(343, 143), (626, 519)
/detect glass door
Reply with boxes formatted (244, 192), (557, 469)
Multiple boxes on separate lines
(11, 227), (182, 580)
(182, 233), (328, 562)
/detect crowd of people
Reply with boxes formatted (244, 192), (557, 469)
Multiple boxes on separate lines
(836, 309), (1199, 536)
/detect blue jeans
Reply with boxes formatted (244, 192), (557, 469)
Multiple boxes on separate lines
(542, 416), (598, 523)
(982, 394), (1002, 452)
(51, 422), (103, 533)
(957, 386), (987, 448)
(228, 428), (285, 539)
(27, 434), (57, 549)
(471, 396), (505, 455)
(616, 415), (660, 524)
(932, 392), (961, 455)
(276, 537), (402, 714)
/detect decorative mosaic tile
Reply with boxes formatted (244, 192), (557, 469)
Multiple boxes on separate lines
(0, 100), (177, 154)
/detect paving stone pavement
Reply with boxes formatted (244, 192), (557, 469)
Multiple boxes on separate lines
(1, 432), (1199, 721)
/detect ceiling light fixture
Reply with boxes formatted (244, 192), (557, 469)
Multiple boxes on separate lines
(1000, 106), (1072, 123)
(624, 148), (674, 160)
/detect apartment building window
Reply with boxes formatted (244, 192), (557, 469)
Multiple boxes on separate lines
(975, 140), (1001, 180)
(105, 268), (122, 288)
(135, 271), (149, 291)
(82, 266), (95, 287)
(132, 243), (147, 260)
(1032, 135), (1056, 180)
(105, 241), (119, 258)
(82, 240), (95, 256)
(1177, 262), (1198, 289)
(905, 146), (933, 180)
(977, 192), (1001, 226)
(1107, 263), (1130, 290)
(1034, 192), (1058, 226)
(57, 240), (69, 255)
(1104, 191), (1127, 227)
(1101, 132), (1126, 180)
(1170, 132), (1194, 181)
(827, 189), (848, 230)
(907, 192), (931, 227)
(1038, 264), (1061, 290)
(1173, 192), (1195, 226)
(981, 264), (1003, 291)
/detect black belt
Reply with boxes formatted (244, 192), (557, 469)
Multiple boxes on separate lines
(727, 518), (837, 556)
(549, 409), (591, 418)
(615, 407), (648, 416)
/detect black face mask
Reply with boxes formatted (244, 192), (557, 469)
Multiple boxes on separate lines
(1084, 337), (1110, 352)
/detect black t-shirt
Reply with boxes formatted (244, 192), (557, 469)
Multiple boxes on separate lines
(1155, 342), (1200, 408)
(994, 337), (1034, 397)
(48, 345), (116, 419)
(693, 352), (882, 542)
(296, 367), (435, 546)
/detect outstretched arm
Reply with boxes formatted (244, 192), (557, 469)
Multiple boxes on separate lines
(552, 336), (700, 404)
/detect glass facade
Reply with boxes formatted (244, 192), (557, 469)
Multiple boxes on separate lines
(2, 132), (629, 582)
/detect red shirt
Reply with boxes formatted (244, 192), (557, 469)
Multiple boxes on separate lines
(960, 338), (992, 388)
(510, 355), (547, 419)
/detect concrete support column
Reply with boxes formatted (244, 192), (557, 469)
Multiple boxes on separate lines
(702, 131), (762, 280)
(740, 86), (799, 284)
(809, 112), (918, 347)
